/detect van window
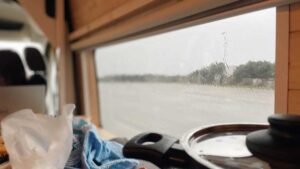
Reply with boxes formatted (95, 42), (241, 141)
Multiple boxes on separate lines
(0, 41), (44, 79)
(95, 8), (275, 138)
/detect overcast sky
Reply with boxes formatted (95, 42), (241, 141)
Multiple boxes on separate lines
(95, 8), (276, 77)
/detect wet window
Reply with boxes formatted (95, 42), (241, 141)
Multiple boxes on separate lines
(95, 8), (275, 138)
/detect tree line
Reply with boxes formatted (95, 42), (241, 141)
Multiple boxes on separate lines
(188, 61), (274, 87)
(99, 61), (275, 88)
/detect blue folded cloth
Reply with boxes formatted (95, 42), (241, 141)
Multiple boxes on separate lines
(65, 118), (139, 169)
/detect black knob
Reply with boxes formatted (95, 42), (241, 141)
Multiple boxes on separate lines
(268, 115), (300, 141)
(246, 114), (300, 169)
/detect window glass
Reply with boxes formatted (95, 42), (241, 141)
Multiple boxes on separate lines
(0, 41), (44, 78)
(95, 8), (276, 138)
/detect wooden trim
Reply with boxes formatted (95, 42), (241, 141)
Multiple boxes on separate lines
(275, 5), (290, 114)
(125, 0), (299, 45)
(70, 0), (300, 51)
(56, 0), (67, 111)
(69, 0), (128, 30)
(56, 0), (76, 111)
(87, 51), (101, 126)
(70, 0), (238, 51)
(77, 50), (101, 126)
(288, 90), (300, 115)
(75, 53), (85, 114)
(289, 32), (300, 89)
(69, 0), (161, 41)
(290, 3), (300, 32)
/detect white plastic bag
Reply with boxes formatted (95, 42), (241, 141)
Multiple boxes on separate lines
(1, 104), (75, 169)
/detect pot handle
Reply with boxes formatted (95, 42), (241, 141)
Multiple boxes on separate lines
(123, 132), (190, 168)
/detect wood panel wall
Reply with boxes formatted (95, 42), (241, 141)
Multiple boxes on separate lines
(69, 0), (241, 50)
(69, 0), (128, 30)
(288, 3), (300, 114)
(276, 2), (300, 115)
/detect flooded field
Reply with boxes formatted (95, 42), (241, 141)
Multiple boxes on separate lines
(98, 82), (274, 138)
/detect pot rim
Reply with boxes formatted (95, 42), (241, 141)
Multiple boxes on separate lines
(180, 123), (268, 169)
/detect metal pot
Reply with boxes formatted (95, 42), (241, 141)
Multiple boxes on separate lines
(123, 123), (269, 169)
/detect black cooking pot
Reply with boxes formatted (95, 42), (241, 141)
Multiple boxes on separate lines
(123, 124), (269, 169)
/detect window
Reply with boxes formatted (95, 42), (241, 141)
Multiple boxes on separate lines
(0, 41), (44, 78)
(95, 8), (276, 138)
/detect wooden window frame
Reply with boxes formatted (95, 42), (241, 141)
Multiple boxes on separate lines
(76, 1), (299, 126)
(90, 5), (288, 122)
(70, 0), (299, 51)
(275, 6), (289, 114)
(76, 50), (101, 126)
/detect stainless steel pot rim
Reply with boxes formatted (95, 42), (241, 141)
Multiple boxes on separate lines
(180, 123), (268, 169)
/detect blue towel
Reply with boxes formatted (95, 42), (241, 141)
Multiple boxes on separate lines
(65, 118), (139, 169)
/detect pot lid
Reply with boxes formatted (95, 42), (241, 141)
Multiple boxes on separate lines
(180, 123), (270, 169)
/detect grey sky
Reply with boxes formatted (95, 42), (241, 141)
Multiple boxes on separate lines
(95, 8), (275, 77)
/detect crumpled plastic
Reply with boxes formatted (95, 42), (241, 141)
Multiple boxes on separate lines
(1, 104), (75, 169)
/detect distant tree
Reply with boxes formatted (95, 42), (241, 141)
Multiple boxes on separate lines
(199, 68), (210, 82)
(232, 61), (274, 82)
(189, 62), (226, 84)
(207, 62), (226, 84)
